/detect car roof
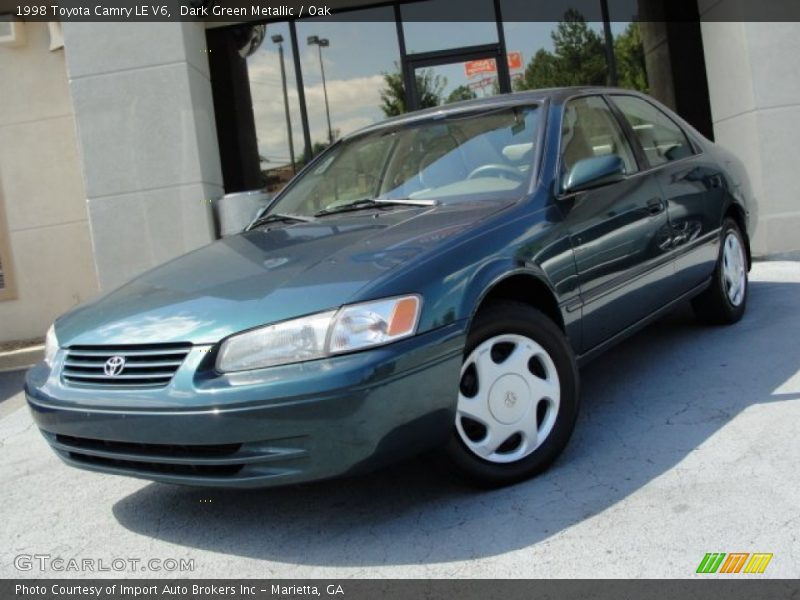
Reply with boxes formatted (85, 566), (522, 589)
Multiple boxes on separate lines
(345, 86), (647, 139)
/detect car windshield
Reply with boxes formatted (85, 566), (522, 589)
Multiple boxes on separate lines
(267, 105), (540, 218)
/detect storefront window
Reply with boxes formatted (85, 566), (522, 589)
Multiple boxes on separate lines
(246, 21), (304, 192)
(608, 0), (665, 97)
(606, 0), (713, 139)
(501, 0), (609, 90)
(611, 21), (648, 92)
(401, 0), (497, 54)
(420, 58), (500, 106)
(216, 0), (711, 193)
(295, 6), (400, 154)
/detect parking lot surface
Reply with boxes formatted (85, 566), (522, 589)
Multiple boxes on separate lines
(1, 261), (798, 579)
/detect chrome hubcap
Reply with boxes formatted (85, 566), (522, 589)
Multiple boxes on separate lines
(456, 334), (560, 464)
(722, 232), (746, 306)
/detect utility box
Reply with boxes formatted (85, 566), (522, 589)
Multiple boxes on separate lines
(214, 190), (271, 237)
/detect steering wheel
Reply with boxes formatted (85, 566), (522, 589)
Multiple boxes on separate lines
(467, 164), (525, 181)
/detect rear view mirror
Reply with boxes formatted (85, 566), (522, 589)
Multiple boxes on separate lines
(562, 155), (625, 194)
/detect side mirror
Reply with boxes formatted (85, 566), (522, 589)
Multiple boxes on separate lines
(562, 155), (625, 194)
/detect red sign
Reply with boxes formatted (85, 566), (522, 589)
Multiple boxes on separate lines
(465, 58), (496, 78)
(507, 51), (523, 71)
(465, 52), (524, 78)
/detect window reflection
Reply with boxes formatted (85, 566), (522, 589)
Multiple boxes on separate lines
(401, 0), (497, 54)
(501, 5), (608, 90)
(296, 7), (400, 157)
(227, 0), (710, 197)
(269, 106), (540, 218)
(247, 22), (303, 193)
(609, 1), (666, 98)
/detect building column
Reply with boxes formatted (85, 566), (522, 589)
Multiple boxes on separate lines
(62, 22), (224, 290)
(700, 3), (800, 257)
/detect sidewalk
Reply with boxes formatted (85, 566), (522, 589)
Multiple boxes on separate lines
(0, 338), (43, 373)
(0, 261), (798, 578)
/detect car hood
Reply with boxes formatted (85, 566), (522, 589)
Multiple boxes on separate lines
(56, 201), (508, 346)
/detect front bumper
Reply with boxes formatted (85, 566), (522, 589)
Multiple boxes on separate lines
(25, 322), (466, 488)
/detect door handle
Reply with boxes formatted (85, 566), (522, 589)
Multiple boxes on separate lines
(646, 198), (665, 215)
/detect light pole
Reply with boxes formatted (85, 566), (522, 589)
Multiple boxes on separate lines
(307, 35), (333, 145)
(271, 34), (296, 174)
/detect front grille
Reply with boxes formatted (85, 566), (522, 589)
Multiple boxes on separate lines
(55, 435), (241, 458)
(55, 435), (244, 477)
(62, 344), (191, 388)
(69, 454), (244, 477)
(45, 432), (310, 482)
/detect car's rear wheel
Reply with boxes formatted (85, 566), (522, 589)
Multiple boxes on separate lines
(691, 217), (748, 325)
(445, 301), (579, 487)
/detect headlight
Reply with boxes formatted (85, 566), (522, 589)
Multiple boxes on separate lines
(216, 295), (421, 373)
(44, 324), (59, 366)
(329, 296), (420, 353)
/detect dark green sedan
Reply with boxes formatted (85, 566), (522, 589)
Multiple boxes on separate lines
(26, 88), (752, 488)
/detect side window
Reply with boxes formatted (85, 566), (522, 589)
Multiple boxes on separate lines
(610, 96), (694, 167)
(561, 96), (637, 180)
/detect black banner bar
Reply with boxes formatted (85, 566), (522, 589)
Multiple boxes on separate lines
(3, 0), (800, 22)
(4, 580), (800, 600)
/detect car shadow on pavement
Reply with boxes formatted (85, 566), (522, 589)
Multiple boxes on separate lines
(113, 279), (800, 566)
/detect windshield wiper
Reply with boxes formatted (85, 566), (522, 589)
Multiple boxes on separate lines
(314, 198), (435, 217)
(249, 213), (313, 229)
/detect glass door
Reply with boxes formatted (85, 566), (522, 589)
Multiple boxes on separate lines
(406, 46), (511, 111)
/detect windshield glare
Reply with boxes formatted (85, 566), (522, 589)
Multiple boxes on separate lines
(270, 105), (540, 218)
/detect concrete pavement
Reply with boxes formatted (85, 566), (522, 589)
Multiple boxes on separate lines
(1, 261), (798, 579)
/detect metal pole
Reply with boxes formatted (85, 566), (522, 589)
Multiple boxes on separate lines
(277, 43), (296, 173)
(289, 21), (312, 163)
(493, 0), (511, 94)
(600, 0), (619, 86)
(318, 44), (333, 144)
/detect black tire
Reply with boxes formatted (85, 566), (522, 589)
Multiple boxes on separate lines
(444, 301), (580, 488)
(691, 218), (748, 325)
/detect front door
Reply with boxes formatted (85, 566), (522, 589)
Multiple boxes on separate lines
(557, 95), (673, 352)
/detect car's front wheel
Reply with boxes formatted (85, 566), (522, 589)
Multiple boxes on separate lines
(445, 301), (579, 487)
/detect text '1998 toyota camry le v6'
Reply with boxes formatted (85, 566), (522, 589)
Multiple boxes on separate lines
(26, 88), (753, 488)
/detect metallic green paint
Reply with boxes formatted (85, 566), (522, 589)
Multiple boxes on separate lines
(25, 88), (752, 488)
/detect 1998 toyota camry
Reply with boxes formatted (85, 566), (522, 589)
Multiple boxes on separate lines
(26, 88), (752, 488)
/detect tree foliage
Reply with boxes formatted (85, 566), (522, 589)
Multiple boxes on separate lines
(515, 9), (607, 91)
(446, 85), (478, 104)
(614, 22), (648, 92)
(514, 10), (648, 93)
(380, 62), (446, 117)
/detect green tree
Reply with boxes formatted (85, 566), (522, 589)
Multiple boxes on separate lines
(446, 84), (478, 104)
(614, 22), (649, 92)
(514, 9), (608, 91)
(380, 62), (446, 117)
(293, 139), (336, 170)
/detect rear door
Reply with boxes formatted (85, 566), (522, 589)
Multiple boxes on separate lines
(608, 95), (724, 295)
(557, 95), (673, 352)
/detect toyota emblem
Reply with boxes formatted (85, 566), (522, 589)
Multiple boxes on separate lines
(104, 355), (126, 376)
